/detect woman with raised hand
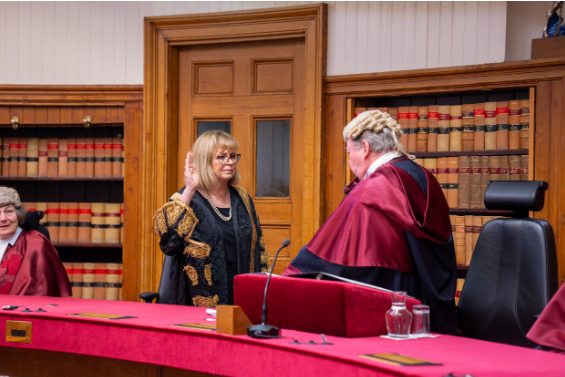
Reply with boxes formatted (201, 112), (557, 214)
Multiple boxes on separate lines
(154, 130), (269, 307)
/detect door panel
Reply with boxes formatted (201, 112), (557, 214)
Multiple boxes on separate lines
(178, 38), (305, 273)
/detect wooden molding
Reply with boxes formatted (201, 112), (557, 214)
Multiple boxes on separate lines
(0, 85), (143, 104)
(143, 4), (327, 294)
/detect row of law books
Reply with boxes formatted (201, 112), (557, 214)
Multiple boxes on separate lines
(355, 99), (530, 152)
(0, 137), (124, 178)
(416, 155), (529, 208)
(24, 202), (123, 244)
(63, 263), (123, 300)
(450, 215), (504, 266)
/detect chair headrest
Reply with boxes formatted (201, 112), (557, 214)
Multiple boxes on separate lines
(22, 210), (44, 231)
(484, 181), (548, 216)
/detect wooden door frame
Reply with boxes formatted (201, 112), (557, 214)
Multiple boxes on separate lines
(143, 4), (327, 294)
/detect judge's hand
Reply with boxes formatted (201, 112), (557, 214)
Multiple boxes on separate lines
(180, 152), (198, 205)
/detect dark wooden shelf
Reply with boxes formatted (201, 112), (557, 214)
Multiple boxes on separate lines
(413, 149), (529, 158)
(54, 243), (122, 248)
(449, 208), (513, 216)
(0, 177), (123, 182)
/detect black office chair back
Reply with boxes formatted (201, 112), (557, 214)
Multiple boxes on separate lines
(156, 255), (172, 304)
(458, 181), (558, 347)
(140, 255), (172, 304)
(21, 210), (51, 241)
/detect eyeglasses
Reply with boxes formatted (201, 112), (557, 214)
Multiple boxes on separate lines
(216, 154), (241, 165)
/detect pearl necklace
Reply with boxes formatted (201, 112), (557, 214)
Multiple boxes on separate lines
(201, 189), (232, 221)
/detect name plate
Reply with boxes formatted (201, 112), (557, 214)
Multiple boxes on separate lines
(6, 321), (32, 343)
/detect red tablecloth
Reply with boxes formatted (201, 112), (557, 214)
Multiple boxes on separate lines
(1, 295), (564, 376)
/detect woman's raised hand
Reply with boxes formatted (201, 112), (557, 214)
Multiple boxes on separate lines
(184, 152), (199, 191)
(179, 152), (198, 205)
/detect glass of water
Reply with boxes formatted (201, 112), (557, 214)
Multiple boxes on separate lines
(411, 304), (431, 335)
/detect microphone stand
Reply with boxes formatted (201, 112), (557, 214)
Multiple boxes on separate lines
(247, 239), (290, 338)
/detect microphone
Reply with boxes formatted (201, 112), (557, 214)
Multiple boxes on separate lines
(247, 238), (291, 338)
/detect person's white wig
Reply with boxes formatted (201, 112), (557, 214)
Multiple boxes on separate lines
(342, 109), (414, 161)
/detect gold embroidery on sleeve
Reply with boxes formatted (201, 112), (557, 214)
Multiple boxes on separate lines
(192, 295), (219, 308)
(204, 264), (213, 286)
(153, 194), (199, 239)
(154, 210), (168, 236)
(260, 251), (270, 266)
(259, 236), (266, 250)
(183, 265), (199, 286)
(260, 250), (270, 272)
(183, 240), (211, 259)
(177, 206), (198, 240)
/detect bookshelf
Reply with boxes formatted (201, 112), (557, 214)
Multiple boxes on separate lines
(323, 58), (565, 287)
(0, 85), (143, 301)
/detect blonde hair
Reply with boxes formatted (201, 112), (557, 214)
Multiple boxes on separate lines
(343, 110), (415, 161)
(192, 130), (241, 192)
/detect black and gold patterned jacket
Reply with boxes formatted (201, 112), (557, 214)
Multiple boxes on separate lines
(154, 186), (269, 307)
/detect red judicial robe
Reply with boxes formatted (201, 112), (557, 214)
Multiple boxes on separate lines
(527, 283), (565, 353)
(284, 157), (458, 335)
(0, 229), (71, 297)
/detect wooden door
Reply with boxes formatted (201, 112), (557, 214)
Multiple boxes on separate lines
(177, 39), (305, 273)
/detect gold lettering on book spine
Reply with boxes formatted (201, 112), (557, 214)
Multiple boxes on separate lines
(184, 240), (211, 259)
(192, 295), (219, 308)
(234, 187), (257, 272)
(184, 265), (199, 286)
(204, 264), (213, 286)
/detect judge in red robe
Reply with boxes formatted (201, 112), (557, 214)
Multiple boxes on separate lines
(0, 186), (71, 297)
(283, 110), (458, 335)
(527, 282), (565, 353)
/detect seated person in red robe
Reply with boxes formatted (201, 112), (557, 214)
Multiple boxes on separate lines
(0, 186), (71, 296)
(283, 110), (458, 335)
(527, 282), (565, 353)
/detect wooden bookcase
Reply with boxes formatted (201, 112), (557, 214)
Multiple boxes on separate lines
(0, 86), (143, 301)
(323, 57), (565, 286)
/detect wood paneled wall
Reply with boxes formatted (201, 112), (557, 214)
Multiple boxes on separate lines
(323, 57), (565, 286)
(0, 1), (508, 84)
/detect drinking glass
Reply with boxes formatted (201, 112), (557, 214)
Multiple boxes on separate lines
(385, 291), (412, 338)
(411, 304), (431, 335)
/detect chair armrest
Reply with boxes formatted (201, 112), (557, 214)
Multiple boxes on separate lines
(139, 292), (159, 303)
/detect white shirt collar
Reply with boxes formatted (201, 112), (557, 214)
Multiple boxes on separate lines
(363, 151), (398, 180)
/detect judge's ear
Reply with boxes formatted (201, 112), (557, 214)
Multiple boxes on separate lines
(361, 140), (371, 159)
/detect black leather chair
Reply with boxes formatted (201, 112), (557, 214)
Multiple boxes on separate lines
(139, 255), (172, 304)
(458, 181), (558, 347)
(21, 210), (51, 241)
